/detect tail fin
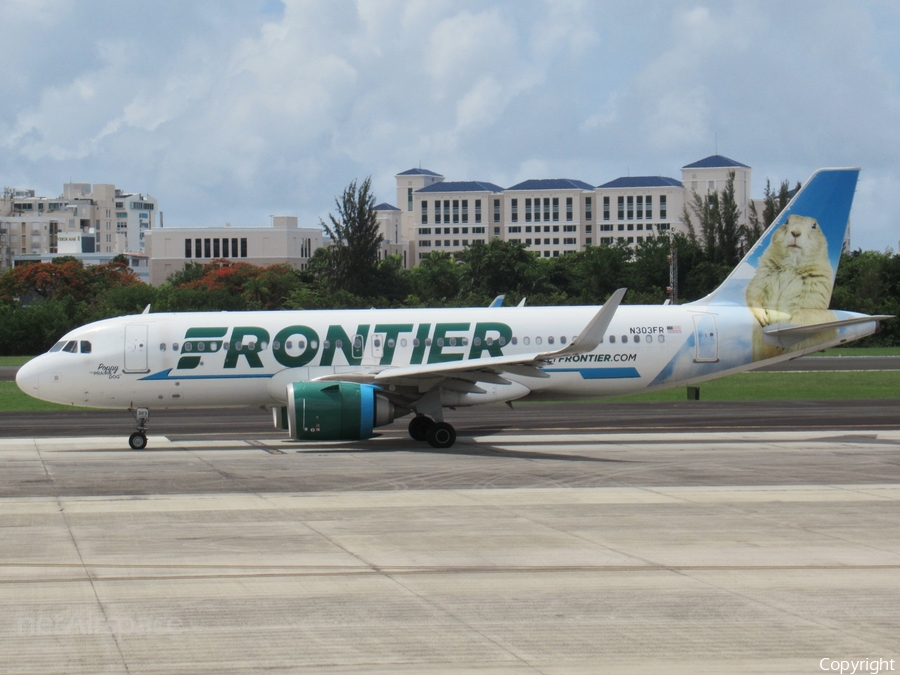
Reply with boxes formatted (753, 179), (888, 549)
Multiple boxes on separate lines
(695, 167), (859, 307)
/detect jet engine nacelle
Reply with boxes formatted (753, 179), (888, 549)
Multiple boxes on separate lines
(281, 382), (399, 441)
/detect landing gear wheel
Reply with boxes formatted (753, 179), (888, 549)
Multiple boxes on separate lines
(408, 416), (434, 442)
(129, 432), (147, 450)
(426, 422), (456, 449)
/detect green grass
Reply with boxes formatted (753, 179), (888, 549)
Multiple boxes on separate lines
(0, 382), (76, 411)
(0, 356), (32, 366)
(584, 370), (900, 403)
(811, 347), (900, 357)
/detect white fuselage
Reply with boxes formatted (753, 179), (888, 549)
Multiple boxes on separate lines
(15, 304), (877, 411)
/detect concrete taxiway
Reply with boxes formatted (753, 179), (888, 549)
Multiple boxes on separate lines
(1, 404), (899, 673)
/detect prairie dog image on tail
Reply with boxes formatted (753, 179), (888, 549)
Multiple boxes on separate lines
(745, 214), (836, 360)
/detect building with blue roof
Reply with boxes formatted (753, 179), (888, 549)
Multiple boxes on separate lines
(506, 178), (595, 191)
(682, 154), (750, 169)
(681, 155), (752, 226)
(388, 153), (757, 264)
(417, 181), (504, 194)
(396, 167), (443, 177)
(595, 174), (687, 245)
(598, 176), (683, 189)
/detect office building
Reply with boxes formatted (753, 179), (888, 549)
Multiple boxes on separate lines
(144, 216), (324, 285)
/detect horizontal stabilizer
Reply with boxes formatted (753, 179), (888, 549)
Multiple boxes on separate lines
(762, 315), (893, 348)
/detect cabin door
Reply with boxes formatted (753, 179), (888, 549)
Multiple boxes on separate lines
(124, 324), (150, 373)
(692, 314), (719, 363)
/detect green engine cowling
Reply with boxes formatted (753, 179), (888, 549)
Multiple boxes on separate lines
(282, 382), (399, 441)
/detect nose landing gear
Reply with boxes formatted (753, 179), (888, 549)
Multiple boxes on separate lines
(128, 407), (149, 450)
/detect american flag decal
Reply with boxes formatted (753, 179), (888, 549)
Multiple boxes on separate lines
(666, 326), (682, 334)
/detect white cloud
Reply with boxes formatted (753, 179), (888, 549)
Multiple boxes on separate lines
(0, 1), (899, 250)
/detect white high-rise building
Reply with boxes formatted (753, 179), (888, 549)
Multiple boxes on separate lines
(384, 155), (757, 264)
(0, 183), (157, 273)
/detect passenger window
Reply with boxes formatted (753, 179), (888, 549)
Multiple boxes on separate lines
(335, 340), (342, 349)
(449, 337), (455, 347)
(462, 337), (468, 346)
(400, 338), (407, 347)
(260, 341), (268, 350)
(523, 337), (530, 345)
(425, 338), (432, 346)
(486, 337), (493, 346)
(413, 338), (420, 347)
(474, 337), (481, 346)
(310, 341), (318, 349)
(658, 335), (665, 343)
(633, 335), (640, 343)
(159, 343), (167, 352)
(535, 336), (542, 345)
(511, 337), (518, 345)
(387, 339), (395, 348)
(498, 337), (505, 346)
(548, 336), (554, 345)
(173, 343), (179, 351)
(49, 341), (65, 352)
(437, 338), (444, 347)
(273, 341), (281, 350)
(560, 336), (566, 344)
(63, 341), (77, 353)
(197, 342), (205, 351)
(80, 341), (92, 354)
(609, 335), (616, 344)
(184, 343), (193, 352)
(622, 335), (628, 343)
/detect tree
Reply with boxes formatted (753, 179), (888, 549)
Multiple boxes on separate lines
(683, 171), (748, 268)
(319, 177), (382, 297)
(410, 252), (462, 304)
(573, 241), (632, 304)
(455, 239), (536, 301)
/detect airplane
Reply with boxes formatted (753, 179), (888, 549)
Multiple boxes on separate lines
(15, 168), (891, 450)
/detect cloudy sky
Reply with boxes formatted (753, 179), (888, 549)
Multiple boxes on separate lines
(2, 0), (899, 251)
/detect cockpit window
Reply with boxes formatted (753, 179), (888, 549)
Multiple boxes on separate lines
(49, 341), (65, 353)
(80, 341), (92, 354)
(62, 341), (78, 353)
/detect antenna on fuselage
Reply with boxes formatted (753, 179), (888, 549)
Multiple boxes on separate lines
(142, 304), (151, 314)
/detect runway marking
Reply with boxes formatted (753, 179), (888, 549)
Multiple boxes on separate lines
(246, 439), (285, 454)
(3, 563), (900, 585)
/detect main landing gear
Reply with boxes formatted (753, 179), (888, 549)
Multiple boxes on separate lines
(128, 407), (150, 450)
(408, 415), (457, 449)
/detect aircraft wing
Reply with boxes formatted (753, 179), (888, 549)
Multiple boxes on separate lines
(762, 314), (893, 348)
(312, 288), (627, 387)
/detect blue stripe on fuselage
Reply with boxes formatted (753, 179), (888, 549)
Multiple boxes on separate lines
(139, 369), (273, 381)
(542, 367), (640, 379)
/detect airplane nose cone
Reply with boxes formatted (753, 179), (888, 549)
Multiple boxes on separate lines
(15, 359), (41, 399)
